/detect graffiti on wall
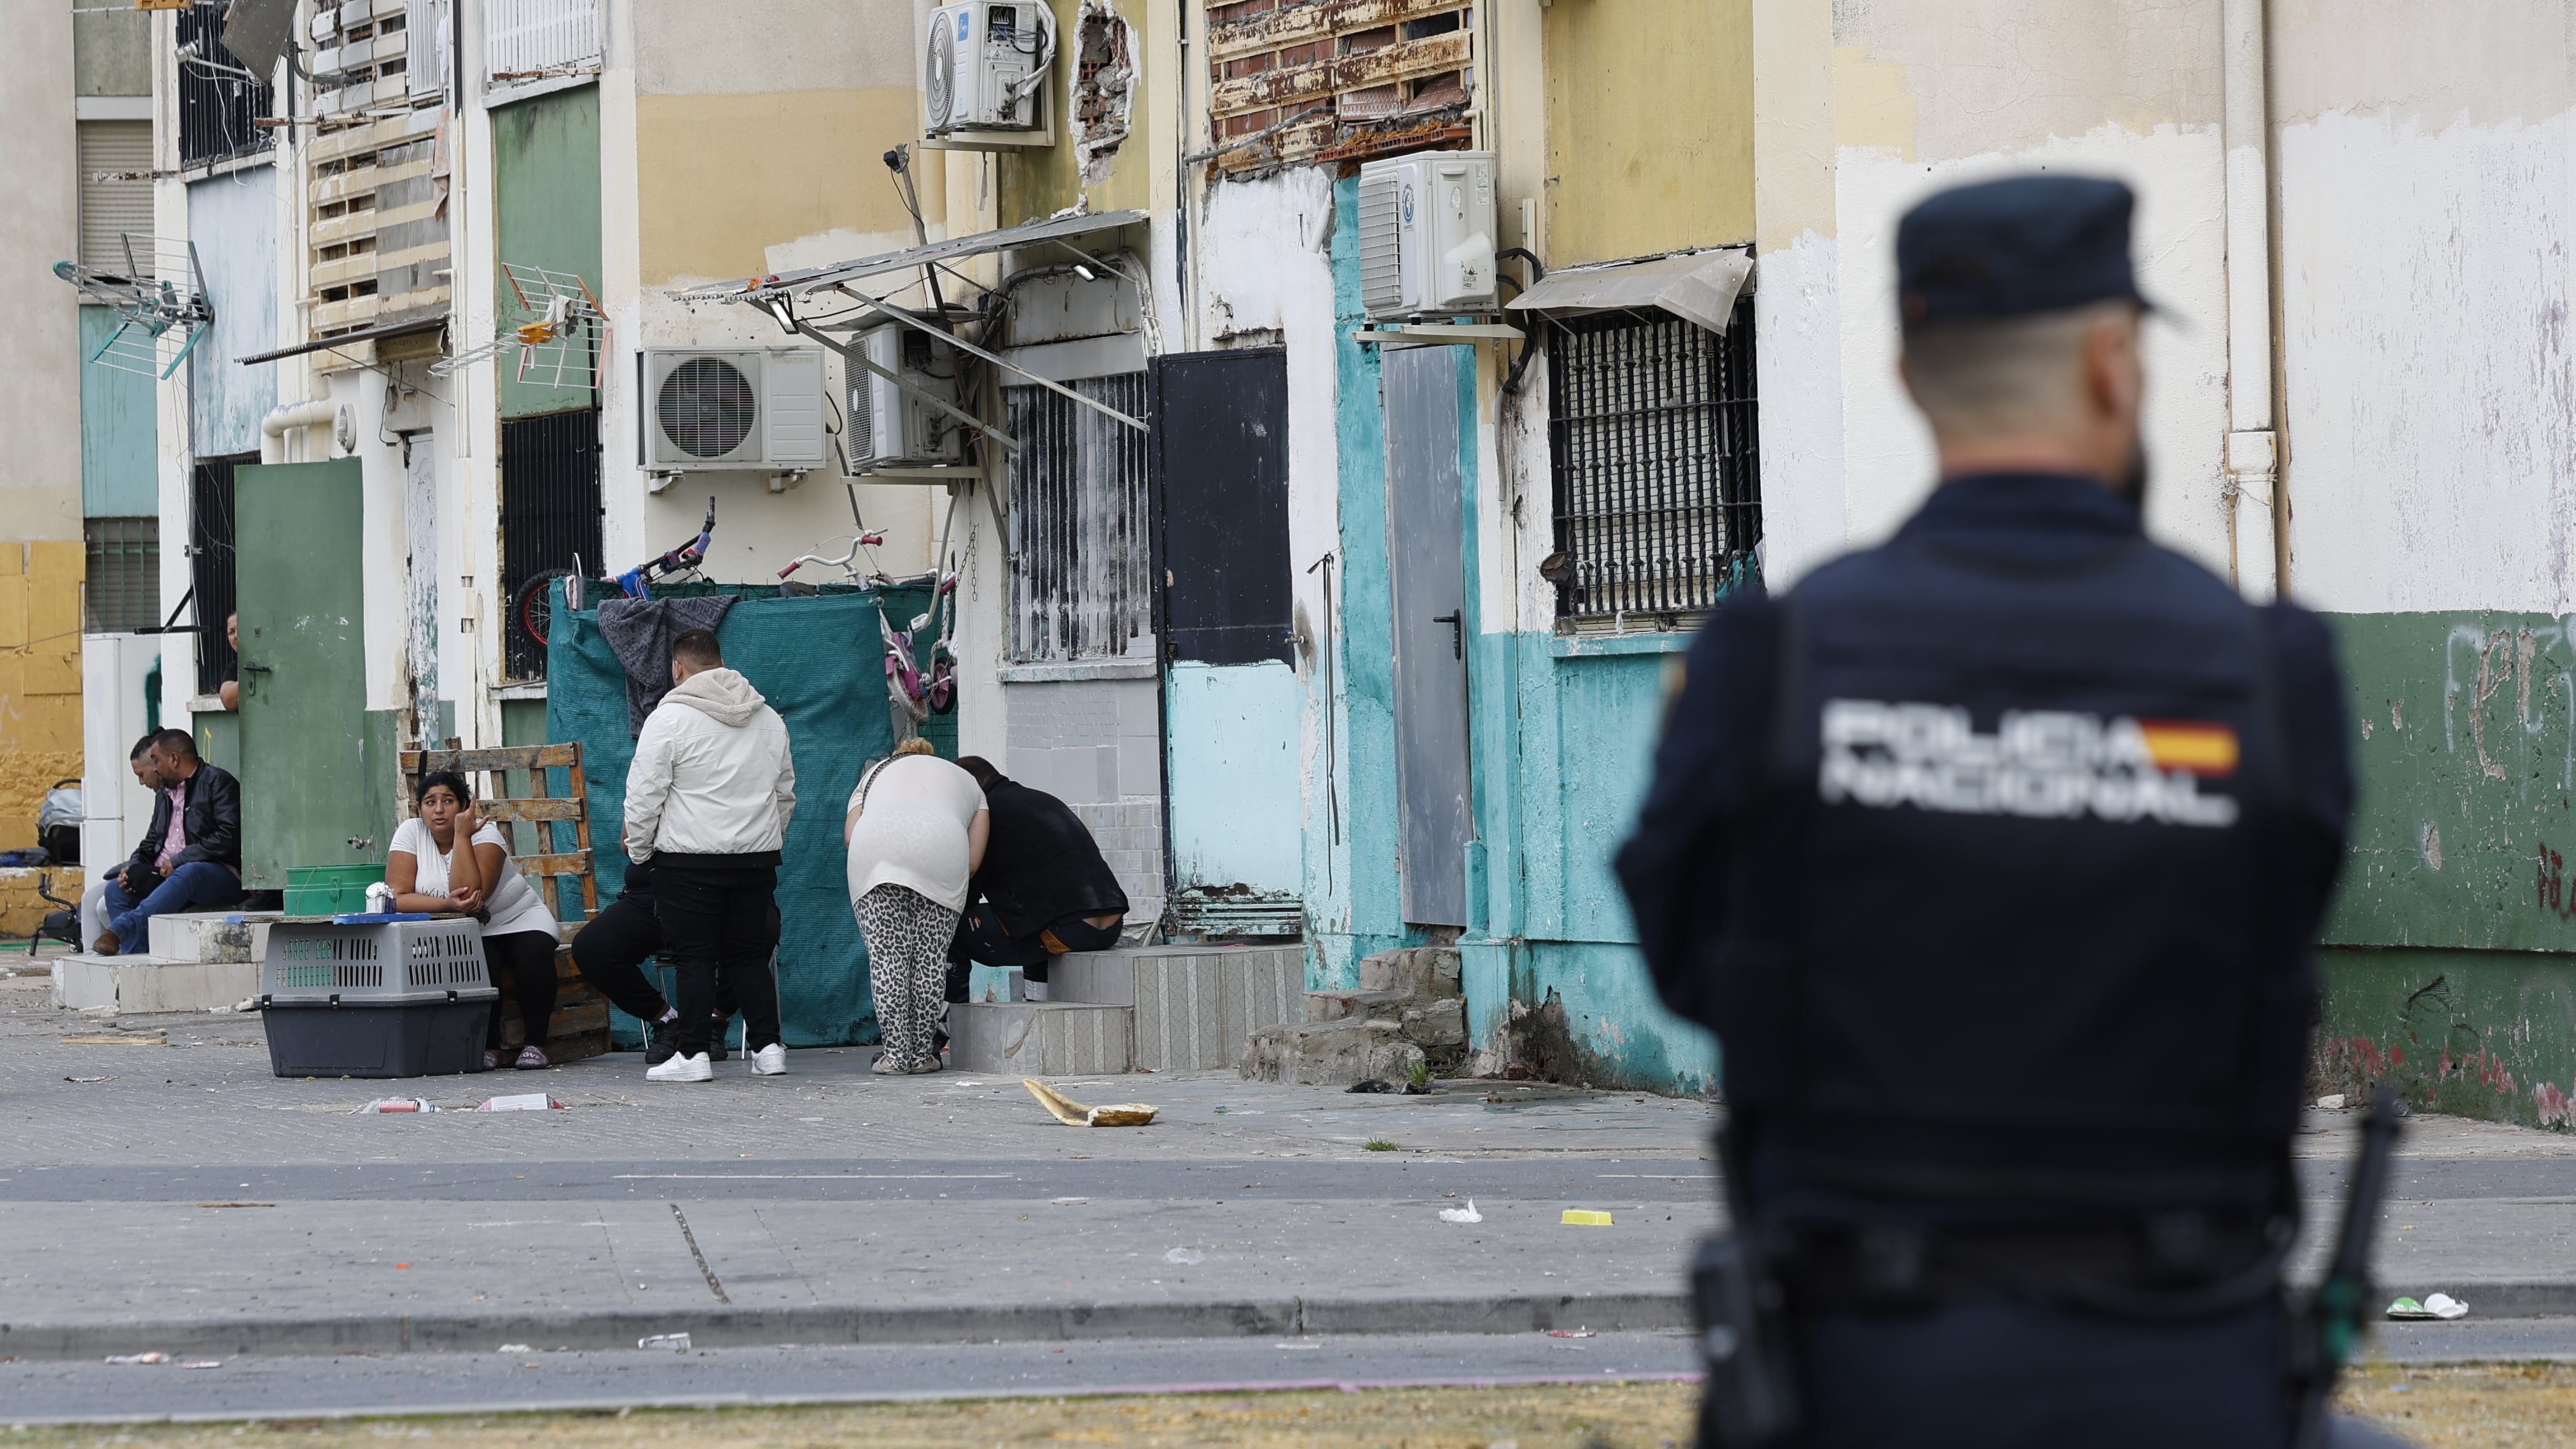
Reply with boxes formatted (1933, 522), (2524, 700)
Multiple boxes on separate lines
(2442, 620), (2576, 791)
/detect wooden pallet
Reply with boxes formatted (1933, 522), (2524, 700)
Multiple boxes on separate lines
(400, 740), (612, 1063)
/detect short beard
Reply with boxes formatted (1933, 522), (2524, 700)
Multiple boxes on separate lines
(2112, 441), (2149, 510)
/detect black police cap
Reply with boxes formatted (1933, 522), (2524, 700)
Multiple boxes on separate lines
(1896, 174), (2152, 328)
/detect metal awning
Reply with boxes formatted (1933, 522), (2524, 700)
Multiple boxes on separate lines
(236, 315), (444, 366)
(1506, 248), (1753, 334)
(672, 209), (1150, 305)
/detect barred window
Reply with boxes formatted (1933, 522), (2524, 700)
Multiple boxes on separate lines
(176, 7), (273, 170)
(84, 517), (160, 635)
(1544, 298), (1760, 623)
(499, 408), (604, 681)
(1007, 374), (1154, 664)
(190, 454), (246, 695)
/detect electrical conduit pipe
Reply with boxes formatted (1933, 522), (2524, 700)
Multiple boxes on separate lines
(259, 398), (336, 464)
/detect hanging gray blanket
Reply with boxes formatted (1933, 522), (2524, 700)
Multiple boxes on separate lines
(596, 595), (738, 737)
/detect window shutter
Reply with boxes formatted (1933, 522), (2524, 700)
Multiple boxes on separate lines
(487, 0), (602, 85)
(77, 121), (155, 272)
(408, 0), (452, 101)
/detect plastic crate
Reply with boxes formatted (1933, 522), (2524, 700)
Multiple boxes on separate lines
(259, 919), (499, 1079)
(261, 917), (497, 1006)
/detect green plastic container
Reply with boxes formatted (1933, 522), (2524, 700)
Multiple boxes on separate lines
(284, 863), (385, 916)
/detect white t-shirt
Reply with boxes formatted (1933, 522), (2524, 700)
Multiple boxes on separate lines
(389, 817), (560, 941)
(844, 755), (987, 913)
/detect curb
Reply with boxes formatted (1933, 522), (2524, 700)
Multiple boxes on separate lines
(0, 1292), (1694, 1364)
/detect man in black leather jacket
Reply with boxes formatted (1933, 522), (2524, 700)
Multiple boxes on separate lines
(95, 728), (244, 955)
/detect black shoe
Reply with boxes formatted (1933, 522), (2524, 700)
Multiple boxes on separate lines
(643, 1016), (680, 1066)
(707, 1016), (732, 1062)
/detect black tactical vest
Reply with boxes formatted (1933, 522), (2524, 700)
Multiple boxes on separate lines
(1717, 523), (2311, 1212)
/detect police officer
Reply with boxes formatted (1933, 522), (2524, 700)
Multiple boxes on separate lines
(1616, 176), (2402, 1447)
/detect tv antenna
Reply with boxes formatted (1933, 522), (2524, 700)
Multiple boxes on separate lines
(429, 263), (607, 387)
(52, 235), (216, 380)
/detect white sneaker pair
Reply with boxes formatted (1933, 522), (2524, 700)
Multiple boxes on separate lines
(647, 1043), (786, 1082)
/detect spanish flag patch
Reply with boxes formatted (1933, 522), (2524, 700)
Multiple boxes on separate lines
(2135, 719), (2240, 777)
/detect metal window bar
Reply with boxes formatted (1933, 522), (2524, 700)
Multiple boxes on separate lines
(189, 455), (246, 695)
(1546, 300), (1760, 621)
(1006, 373), (1153, 663)
(499, 408), (606, 681)
(83, 518), (162, 636)
(176, 8), (274, 170)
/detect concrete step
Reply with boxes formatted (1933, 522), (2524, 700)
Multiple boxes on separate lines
(52, 953), (256, 1015)
(1241, 1018), (1425, 1086)
(1051, 945), (1301, 1072)
(1361, 946), (1462, 999)
(946, 1001), (1133, 1076)
(1303, 987), (1415, 1024)
(147, 913), (277, 965)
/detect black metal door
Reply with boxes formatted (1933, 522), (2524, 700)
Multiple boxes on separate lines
(1152, 349), (1291, 665)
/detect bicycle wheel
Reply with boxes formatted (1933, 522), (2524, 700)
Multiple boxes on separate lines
(513, 569), (572, 656)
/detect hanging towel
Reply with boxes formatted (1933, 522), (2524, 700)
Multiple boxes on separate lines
(597, 595), (737, 737)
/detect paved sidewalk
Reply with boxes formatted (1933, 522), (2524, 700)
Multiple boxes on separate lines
(7, 969), (2576, 1362)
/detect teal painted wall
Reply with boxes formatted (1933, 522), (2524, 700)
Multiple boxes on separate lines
(2313, 611), (2576, 1127)
(1167, 660), (1301, 895)
(80, 307), (157, 517)
(1303, 176), (1714, 1093)
(491, 86), (604, 422)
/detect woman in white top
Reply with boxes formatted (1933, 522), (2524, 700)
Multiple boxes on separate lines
(845, 737), (988, 1074)
(388, 770), (563, 1070)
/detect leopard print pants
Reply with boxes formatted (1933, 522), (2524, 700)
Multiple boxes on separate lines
(855, 883), (960, 1071)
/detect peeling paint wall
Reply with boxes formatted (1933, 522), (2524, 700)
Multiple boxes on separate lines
(1541, 0), (1755, 268)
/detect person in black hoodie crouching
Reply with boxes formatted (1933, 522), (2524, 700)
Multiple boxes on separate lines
(945, 757), (1128, 1004)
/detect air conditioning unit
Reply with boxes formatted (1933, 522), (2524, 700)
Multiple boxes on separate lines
(639, 349), (828, 473)
(845, 324), (968, 473)
(1358, 150), (1499, 321)
(924, 1), (1055, 134)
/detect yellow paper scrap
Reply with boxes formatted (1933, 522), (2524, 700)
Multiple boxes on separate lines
(1561, 1209), (1615, 1226)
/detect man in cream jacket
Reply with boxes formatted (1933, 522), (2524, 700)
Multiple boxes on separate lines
(625, 628), (796, 1082)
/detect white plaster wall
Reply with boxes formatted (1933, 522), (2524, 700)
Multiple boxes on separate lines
(3, 0), (81, 549)
(1190, 166), (1343, 924)
(1754, 235), (1852, 589)
(2275, 110), (2576, 613)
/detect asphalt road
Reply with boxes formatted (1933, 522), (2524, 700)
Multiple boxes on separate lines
(0, 1331), (1700, 1424)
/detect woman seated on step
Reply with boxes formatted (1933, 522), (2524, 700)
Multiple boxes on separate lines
(387, 770), (562, 1070)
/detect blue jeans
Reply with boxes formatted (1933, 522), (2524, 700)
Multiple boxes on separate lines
(101, 861), (246, 953)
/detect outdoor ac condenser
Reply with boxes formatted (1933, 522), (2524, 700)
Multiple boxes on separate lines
(639, 348), (828, 472)
(1357, 151), (1500, 321)
(924, 1), (1056, 134)
(845, 324), (967, 473)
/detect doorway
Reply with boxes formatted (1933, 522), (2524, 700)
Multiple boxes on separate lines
(1383, 345), (1472, 927)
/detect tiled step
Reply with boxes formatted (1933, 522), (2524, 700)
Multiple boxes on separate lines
(946, 1001), (1133, 1076)
(52, 953), (257, 1014)
(1051, 945), (1301, 1072)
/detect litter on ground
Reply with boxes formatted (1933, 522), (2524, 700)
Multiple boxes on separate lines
(2388, 1294), (2470, 1321)
(103, 1353), (169, 1365)
(1439, 1199), (1484, 1224)
(1165, 1247), (1206, 1265)
(475, 1093), (563, 1111)
(1562, 1209), (1615, 1227)
(355, 1097), (437, 1114)
(639, 1333), (692, 1350)
(1023, 1078), (1156, 1127)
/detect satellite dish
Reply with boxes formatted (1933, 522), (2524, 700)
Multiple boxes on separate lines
(221, 0), (298, 78)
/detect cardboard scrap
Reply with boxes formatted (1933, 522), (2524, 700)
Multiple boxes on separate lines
(1023, 1078), (1157, 1127)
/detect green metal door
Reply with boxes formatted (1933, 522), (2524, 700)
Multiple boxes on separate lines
(233, 459), (373, 889)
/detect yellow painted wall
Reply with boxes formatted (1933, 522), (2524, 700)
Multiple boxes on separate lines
(0, 542), (85, 853)
(0, 866), (81, 938)
(635, 88), (925, 286)
(1543, 0), (1755, 267)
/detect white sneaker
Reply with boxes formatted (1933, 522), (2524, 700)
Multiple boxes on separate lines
(647, 1051), (712, 1083)
(751, 1043), (786, 1076)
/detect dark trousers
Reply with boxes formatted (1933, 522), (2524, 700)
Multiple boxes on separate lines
(569, 891), (740, 1027)
(651, 862), (782, 1055)
(943, 903), (1123, 1001)
(482, 929), (561, 1050)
